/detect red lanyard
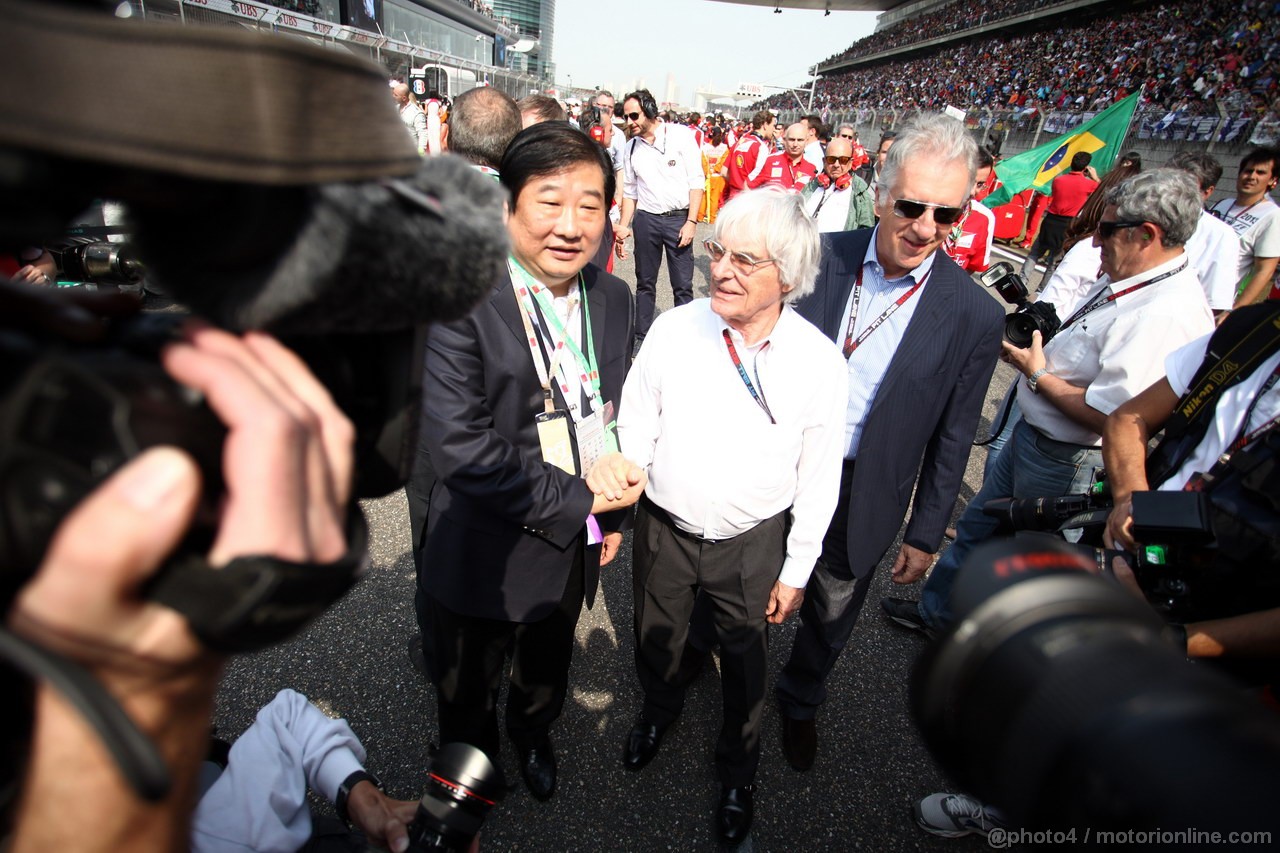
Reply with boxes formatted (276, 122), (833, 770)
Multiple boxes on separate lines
(723, 329), (775, 424)
(1059, 262), (1187, 332)
(842, 265), (928, 358)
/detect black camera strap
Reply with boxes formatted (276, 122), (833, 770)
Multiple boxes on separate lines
(1147, 302), (1280, 487)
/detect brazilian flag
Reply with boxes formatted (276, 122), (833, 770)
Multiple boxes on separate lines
(983, 93), (1141, 208)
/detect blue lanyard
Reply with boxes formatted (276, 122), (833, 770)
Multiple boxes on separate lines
(722, 329), (775, 424)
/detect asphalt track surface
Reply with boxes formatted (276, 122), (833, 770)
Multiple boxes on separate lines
(213, 222), (1019, 853)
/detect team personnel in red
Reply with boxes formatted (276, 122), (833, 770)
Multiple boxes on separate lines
(833, 124), (869, 171)
(723, 111), (778, 204)
(944, 148), (999, 272)
(1021, 151), (1099, 284)
(760, 122), (817, 192)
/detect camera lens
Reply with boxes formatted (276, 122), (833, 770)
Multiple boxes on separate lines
(407, 743), (504, 852)
(1004, 312), (1039, 348)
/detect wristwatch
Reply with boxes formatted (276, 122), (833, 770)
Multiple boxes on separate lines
(1027, 367), (1049, 394)
(336, 769), (382, 826)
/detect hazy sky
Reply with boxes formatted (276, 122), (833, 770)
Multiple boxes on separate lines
(551, 0), (878, 108)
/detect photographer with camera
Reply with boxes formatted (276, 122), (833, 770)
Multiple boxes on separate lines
(888, 170), (1216, 633)
(1102, 304), (1280, 664)
(5, 310), (357, 853)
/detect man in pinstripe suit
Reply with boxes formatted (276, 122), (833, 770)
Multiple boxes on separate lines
(775, 116), (1004, 771)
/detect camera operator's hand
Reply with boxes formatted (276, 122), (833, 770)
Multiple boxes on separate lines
(1104, 496), (1138, 552)
(1000, 330), (1045, 376)
(9, 325), (355, 853)
(345, 780), (419, 853)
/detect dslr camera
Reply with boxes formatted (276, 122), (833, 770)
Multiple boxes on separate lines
(978, 261), (1061, 348)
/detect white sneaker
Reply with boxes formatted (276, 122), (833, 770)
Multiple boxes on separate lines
(914, 792), (1010, 838)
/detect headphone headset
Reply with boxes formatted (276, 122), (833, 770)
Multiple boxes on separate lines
(628, 89), (659, 120)
(816, 172), (853, 191)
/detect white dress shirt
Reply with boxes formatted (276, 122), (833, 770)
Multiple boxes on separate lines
(842, 230), (933, 457)
(1186, 209), (1247, 311)
(1158, 332), (1280, 490)
(803, 140), (825, 173)
(622, 122), (704, 214)
(617, 300), (848, 588)
(1038, 240), (1102, 318)
(804, 184), (854, 233)
(1018, 252), (1214, 446)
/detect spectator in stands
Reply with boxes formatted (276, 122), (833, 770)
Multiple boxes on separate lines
(1020, 152), (1099, 288)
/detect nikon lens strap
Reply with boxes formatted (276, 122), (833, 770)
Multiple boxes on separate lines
(1147, 303), (1280, 487)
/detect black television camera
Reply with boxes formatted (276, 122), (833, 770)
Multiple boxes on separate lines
(984, 483), (1226, 623)
(407, 744), (505, 853)
(1, 0), (508, 801)
(978, 261), (1061, 348)
(912, 537), (1280, 837)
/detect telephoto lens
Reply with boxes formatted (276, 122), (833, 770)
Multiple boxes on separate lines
(406, 743), (505, 852)
(911, 537), (1280, 840)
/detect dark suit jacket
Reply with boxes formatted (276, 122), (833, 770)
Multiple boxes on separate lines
(796, 228), (1003, 578)
(415, 263), (634, 622)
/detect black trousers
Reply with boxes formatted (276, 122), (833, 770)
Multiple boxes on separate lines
(777, 459), (876, 719)
(420, 542), (585, 764)
(633, 497), (787, 787)
(632, 209), (694, 343)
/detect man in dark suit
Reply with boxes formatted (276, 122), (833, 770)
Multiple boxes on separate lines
(411, 123), (643, 801)
(775, 115), (1004, 771)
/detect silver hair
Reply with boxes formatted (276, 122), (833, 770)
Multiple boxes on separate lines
(714, 186), (821, 303)
(1104, 169), (1202, 248)
(876, 114), (978, 197)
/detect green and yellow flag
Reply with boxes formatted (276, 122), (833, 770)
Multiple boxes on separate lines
(983, 93), (1141, 208)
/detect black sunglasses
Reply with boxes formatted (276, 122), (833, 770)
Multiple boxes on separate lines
(891, 197), (966, 226)
(1096, 220), (1146, 238)
(624, 111), (643, 121)
(838, 133), (855, 139)
(825, 155), (853, 165)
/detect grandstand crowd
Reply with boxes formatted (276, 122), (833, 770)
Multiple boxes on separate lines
(761, 0), (1279, 137)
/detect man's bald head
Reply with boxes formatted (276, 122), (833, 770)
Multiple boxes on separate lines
(444, 87), (522, 169)
(823, 137), (854, 181)
(391, 83), (411, 107)
(782, 123), (808, 159)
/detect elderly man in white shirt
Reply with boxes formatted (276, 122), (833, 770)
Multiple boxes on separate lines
(589, 187), (846, 845)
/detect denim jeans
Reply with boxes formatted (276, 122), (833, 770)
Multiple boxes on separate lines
(919, 418), (1102, 628)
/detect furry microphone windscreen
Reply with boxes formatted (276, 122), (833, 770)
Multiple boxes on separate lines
(133, 154), (509, 334)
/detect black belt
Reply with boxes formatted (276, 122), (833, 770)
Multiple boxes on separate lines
(640, 494), (728, 545)
(646, 207), (690, 218)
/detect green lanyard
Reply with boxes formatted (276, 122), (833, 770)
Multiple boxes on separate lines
(508, 258), (611, 443)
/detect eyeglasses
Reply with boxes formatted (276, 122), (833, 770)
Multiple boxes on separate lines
(1096, 220), (1147, 238)
(890, 197), (967, 226)
(825, 156), (853, 165)
(975, 179), (988, 188)
(624, 111), (643, 121)
(704, 239), (777, 274)
(838, 133), (855, 139)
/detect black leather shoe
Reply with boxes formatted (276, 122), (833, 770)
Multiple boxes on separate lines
(517, 737), (556, 801)
(780, 714), (817, 771)
(717, 785), (754, 844)
(623, 716), (666, 771)
(881, 596), (937, 639)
